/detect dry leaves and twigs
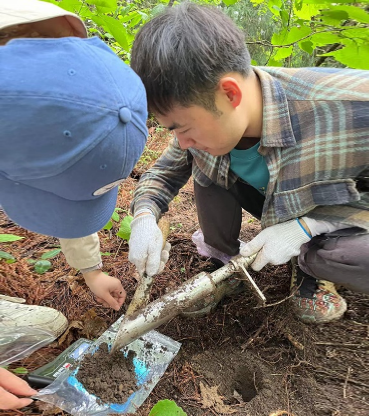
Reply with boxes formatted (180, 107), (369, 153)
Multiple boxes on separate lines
(199, 382), (237, 414)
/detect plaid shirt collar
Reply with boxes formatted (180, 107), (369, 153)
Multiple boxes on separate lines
(253, 67), (296, 152)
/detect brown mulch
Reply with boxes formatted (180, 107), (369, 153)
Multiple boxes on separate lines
(1, 130), (369, 416)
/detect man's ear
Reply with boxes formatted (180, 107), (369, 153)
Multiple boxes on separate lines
(218, 77), (242, 108)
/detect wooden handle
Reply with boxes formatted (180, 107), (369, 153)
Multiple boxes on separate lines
(158, 216), (170, 248)
(125, 216), (171, 317)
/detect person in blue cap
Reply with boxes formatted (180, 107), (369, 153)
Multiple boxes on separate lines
(0, 0), (147, 409)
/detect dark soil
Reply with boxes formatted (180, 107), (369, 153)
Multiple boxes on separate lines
(75, 343), (136, 404)
(1, 133), (369, 416)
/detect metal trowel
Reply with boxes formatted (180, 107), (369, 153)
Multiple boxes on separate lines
(111, 252), (264, 351)
(111, 216), (171, 353)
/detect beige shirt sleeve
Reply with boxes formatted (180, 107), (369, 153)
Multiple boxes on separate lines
(59, 233), (102, 270)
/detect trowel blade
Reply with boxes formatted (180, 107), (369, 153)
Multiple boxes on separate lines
(111, 300), (174, 353)
(111, 254), (260, 353)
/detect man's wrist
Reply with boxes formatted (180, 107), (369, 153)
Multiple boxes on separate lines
(134, 208), (155, 218)
(296, 218), (312, 238)
(80, 262), (103, 274)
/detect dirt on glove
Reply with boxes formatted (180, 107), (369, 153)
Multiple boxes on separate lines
(75, 343), (137, 404)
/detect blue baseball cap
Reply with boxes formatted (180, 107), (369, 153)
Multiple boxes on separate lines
(0, 36), (148, 238)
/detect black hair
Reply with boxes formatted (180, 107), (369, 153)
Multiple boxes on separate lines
(131, 2), (251, 115)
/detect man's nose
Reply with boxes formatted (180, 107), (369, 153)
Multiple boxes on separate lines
(177, 136), (195, 150)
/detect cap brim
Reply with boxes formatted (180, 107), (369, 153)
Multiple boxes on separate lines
(0, 180), (118, 238)
(0, 0), (87, 38)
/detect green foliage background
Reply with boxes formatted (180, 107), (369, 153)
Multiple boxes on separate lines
(42, 0), (368, 69)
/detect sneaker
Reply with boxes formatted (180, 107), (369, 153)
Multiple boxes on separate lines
(290, 259), (347, 324)
(181, 274), (245, 318)
(0, 295), (68, 337)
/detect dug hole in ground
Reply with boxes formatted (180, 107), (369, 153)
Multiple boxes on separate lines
(1, 130), (368, 416)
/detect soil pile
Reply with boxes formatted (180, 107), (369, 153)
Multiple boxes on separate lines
(75, 343), (137, 404)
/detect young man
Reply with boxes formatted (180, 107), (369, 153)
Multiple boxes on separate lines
(127, 3), (369, 323)
(0, 0), (147, 409)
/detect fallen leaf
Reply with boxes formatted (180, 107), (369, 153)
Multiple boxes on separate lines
(199, 382), (237, 414)
(82, 308), (97, 320)
(37, 401), (63, 415)
(233, 389), (244, 403)
(80, 308), (108, 338)
(58, 320), (83, 345)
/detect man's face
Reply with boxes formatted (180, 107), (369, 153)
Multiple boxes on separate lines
(156, 103), (247, 157)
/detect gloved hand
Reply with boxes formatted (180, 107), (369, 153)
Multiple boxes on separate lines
(128, 214), (171, 276)
(240, 219), (311, 271)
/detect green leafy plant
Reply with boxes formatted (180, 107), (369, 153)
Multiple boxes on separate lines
(103, 207), (124, 230)
(149, 399), (187, 416)
(0, 234), (24, 243)
(11, 367), (28, 375)
(0, 251), (16, 264)
(40, 248), (62, 260)
(0, 366), (29, 375)
(116, 215), (133, 240)
(102, 208), (133, 241)
(170, 223), (183, 231)
(0, 234), (24, 264)
(41, 0), (152, 59)
(34, 260), (52, 274)
(43, 0), (368, 69)
(26, 249), (61, 273)
(135, 146), (162, 171)
(245, 0), (369, 69)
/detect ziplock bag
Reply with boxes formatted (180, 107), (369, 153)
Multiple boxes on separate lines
(35, 315), (181, 415)
(0, 326), (55, 366)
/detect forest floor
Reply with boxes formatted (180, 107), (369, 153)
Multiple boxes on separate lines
(1, 130), (369, 416)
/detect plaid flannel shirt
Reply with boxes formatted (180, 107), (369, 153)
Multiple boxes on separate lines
(132, 66), (369, 230)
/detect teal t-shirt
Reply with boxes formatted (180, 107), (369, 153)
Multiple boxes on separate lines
(230, 143), (269, 195)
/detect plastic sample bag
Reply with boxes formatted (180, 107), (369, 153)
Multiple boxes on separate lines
(0, 326), (55, 366)
(35, 316), (181, 415)
(192, 229), (246, 264)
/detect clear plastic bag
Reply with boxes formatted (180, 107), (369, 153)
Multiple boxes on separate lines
(35, 316), (181, 415)
(0, 326), (55, 366)
(192, 229), (246, 264)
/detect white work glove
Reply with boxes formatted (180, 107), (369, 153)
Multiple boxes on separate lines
(240, 219), (312, 271)
(302, 217), (352, 237)
(128, 214), (171, 276)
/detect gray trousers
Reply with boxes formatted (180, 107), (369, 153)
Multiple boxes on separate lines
(194, 180), (369, 294)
